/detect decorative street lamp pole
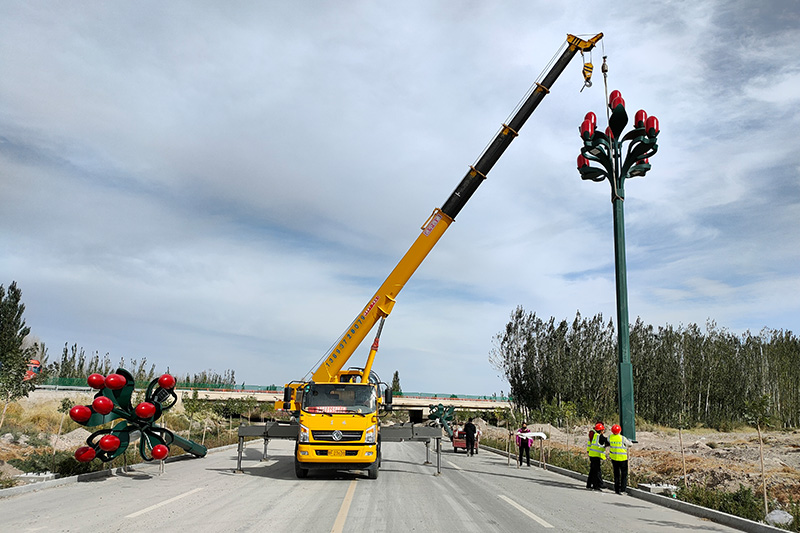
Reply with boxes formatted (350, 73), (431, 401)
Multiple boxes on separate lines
(577, 90), (660, 441)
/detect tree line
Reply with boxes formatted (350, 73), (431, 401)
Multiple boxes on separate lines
(490, 306), (799, 429)
(49, 343), (237, 387)
(1, 280), (238, 410)
(50, 343), (158, 383)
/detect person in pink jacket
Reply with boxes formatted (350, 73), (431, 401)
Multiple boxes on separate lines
(516, 422), (533, 466)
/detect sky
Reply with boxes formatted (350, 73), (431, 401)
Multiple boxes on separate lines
(1, 1), (798, 396)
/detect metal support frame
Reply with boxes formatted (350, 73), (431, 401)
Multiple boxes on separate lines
(234, 422), (445, 475)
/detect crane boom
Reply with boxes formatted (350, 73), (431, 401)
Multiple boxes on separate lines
(310, 33), (603, 384)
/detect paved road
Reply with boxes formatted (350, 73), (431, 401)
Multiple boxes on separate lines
(0, 440), (745, 532)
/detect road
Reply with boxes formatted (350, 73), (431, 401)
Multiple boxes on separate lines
(0, 439), (746, 532)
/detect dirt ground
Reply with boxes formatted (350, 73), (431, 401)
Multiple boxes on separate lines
(475, 419), (800, 503)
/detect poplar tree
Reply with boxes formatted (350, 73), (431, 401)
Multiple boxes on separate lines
(391, 371), (402, 394)
(0, 281), (37, 430)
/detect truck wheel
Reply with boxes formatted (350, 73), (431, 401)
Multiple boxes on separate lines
(366, 460), (379, 479)
(294, 459), (308, 479)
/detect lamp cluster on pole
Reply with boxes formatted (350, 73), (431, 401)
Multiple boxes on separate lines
(577, 90), (659, 195)
(576, 90), (660, 442)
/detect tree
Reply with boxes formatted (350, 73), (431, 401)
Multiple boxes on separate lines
(52, 397), (73, 470)
(744, 394), (772, 517)
(391, 371), (402, 394)
(0, 281), (37, 430)
(182, 390), (209, 440)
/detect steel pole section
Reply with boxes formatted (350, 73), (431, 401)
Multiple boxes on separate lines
(612, 149), (636, 442)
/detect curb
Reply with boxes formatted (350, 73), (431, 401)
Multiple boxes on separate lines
(0, 466), (129, 499)
(0, 442), (240, 500)
(482, 445), (786, 533)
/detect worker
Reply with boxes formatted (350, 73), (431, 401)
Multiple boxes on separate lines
(464, 418), (477, 456)
(516, 422), (533, 467)
(586, 422), (609, 490)
(609, 424), (632, 494)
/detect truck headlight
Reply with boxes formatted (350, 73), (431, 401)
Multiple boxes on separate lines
(299, 424), (310, 443)
(365, 425), (376, 444)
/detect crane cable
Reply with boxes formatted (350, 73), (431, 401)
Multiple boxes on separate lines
(601, 38), (610, 126)
(471, 40), (569, 167)
(599, 40), (622, 202)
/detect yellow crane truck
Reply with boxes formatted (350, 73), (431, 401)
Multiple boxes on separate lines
(279, 33), (603, 479)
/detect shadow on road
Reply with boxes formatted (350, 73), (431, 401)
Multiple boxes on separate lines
(639, 518), (725, 531)
(216, 455), (440, 481)
(452, 463), (581, 490)
(611, 501), (650, 509)
(115, 471), (153, 481)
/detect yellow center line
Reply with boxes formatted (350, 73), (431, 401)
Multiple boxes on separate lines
(331, 479), (358, 533)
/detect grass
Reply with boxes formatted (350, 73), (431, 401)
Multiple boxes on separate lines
(678, 484), (764, 522)
(1, 395), (248, 488)
(4, 394), (92, 434)
(0, 474), (16, 489)
(482, 434), (800, 531)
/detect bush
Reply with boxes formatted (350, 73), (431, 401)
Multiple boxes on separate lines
(0, 473), (17, 489)
(9, 450), (104, 477)
(678, 484), (764, 523)
(786, 499), (800, 532)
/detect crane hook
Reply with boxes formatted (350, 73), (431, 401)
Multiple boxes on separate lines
(580, 50), (594, 92)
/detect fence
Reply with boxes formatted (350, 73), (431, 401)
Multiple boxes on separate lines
(37, 378), (511, 402)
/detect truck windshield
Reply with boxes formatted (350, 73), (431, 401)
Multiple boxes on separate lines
(303, 383), (376, 414)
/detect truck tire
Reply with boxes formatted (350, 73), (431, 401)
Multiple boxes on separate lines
(294, 458), (308, 478)
(366, 460), (379, 479)
(367, 445), (381, 479)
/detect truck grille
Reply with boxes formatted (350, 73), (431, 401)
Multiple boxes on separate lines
(312, 430), (363, 442)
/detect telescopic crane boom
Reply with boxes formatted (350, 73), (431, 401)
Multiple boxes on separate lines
(310, 33), (603, 384)
(283, 32), (603, 481)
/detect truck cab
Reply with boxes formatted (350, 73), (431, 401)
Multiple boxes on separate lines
(294, 381), (383, 479)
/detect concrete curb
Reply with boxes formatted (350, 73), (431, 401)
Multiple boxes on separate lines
(0, 442), (240, 500)
(0, 466), (129, 498)
(482, 445), (786, 533)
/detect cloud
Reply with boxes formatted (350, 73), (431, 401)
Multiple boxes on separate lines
(1, 1), (798, 394)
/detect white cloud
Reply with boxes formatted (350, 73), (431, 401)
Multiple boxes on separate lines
(1, 1), (798, 394)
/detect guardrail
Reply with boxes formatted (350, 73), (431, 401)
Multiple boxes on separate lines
(36, 382), (511, 402)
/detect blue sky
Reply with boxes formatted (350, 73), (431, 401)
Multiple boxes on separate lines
(1, 1), (798, 395)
